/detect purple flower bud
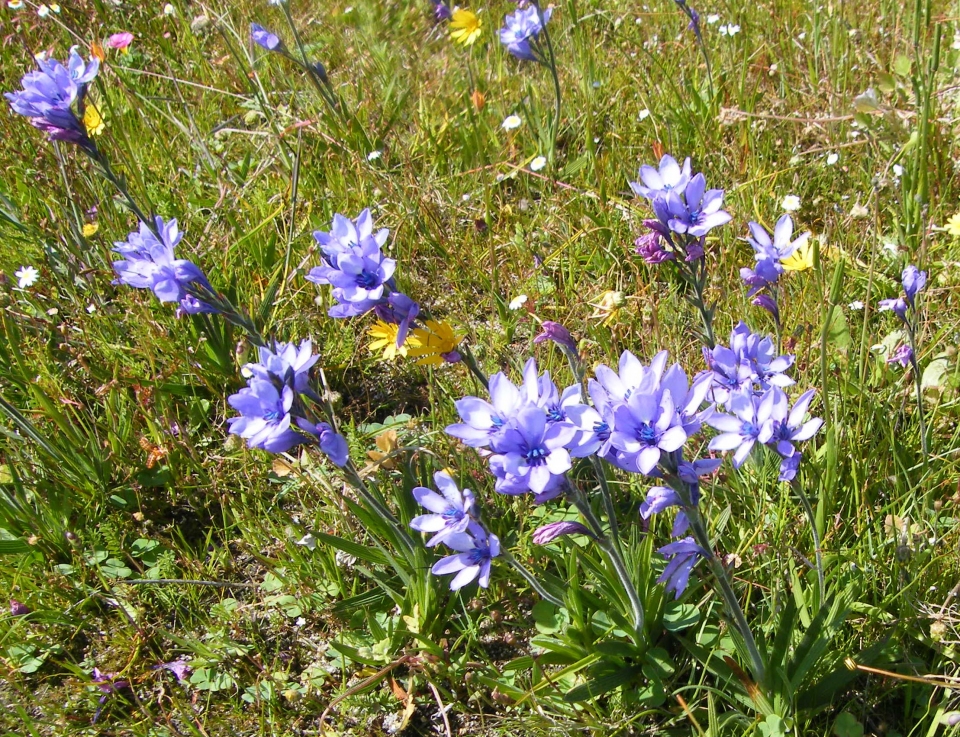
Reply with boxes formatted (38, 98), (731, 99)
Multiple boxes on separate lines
(532, 521), (592, 545)
(901, 264), (927, 306)
(635, 231), (674, 264)
(886, 343), (913, 368)
(251, 23), (282, 52)
(778, 452), (802, 482)
(10, 599), (30, 616)
(152, 659), (191, 681)
(751, 294), (780, 324)
(534, 321), (578, 352)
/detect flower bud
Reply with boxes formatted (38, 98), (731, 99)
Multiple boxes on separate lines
(532, 521), (592, 545)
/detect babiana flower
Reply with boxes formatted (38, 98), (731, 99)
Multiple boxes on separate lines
(368, 320), (418, 361)
(781, 239), (814, 271)
(408, 320), (462, 366)
(83, 104), (105, 136)
(945, 212), (960, 237)
(449, 8), (482, 46)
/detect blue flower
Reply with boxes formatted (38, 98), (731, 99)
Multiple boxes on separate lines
(706, 389), (777, 467)
(5, 49), (99, 147)
(112, 217), (216, 314)
(901, 264), (927, 307)
(747, 215), (808, 263)
(700, 322), (794, 407)
(630, 155), (693, 200)
(295, 419), (349, 466)
(446, 371), (529, 448)
(663, 174), (732, 237)
(499, 5), (552, 62)
(657, 537), (707, 598)
(489, 406), (575, 495)
(431, 522), (500, 590)
(764, 388), (823, 458)
(227, 380), (304, 453)
(244, 340), (319, 394)
(532, 520), (592, 544)
(410, 471), (476, 547)
(609, 386), (688, 475)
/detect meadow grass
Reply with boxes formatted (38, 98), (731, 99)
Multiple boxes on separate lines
(0, 0), (959, 734)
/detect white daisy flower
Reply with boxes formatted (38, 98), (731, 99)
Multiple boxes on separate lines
(501, 114), (523, 131)
(15, 266), (38, 289)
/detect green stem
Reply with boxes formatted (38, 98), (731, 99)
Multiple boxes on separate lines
(905, 321), (929, 456)
(458, 343), (489, 391)
(538, 12), (562, 163)
(792, 478), (825, 608)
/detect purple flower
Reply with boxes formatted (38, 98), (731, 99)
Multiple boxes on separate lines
(5, 48), (99, 147)
(901, 265), (927, 306)
(152, 659), (191, 681)
(532, 520), (592, 545)
(244, 340), (319, 394)
(227, 380), (304, 453)
(706, 390), (778, 468)
(764, 388), (823, 458)
(657, 537), (707, 598)
(664, 174), (732, 237)
(410, 471), (476, 547)
(778, 452), (802, 482)
(112, 217), (216, 314)
(431, 0), (452, 22)
(251, 23), (283, 51)
(10, 599), (30, 616)
(659, 363), (712, 436)
(295, 419), (349, 466)
(887, 343), (913, 367)
(499, 5), (552, 62)
(91, 668), (130, 723)
(490, 406), (575, 494)
(431, 523), (500, 590)
(878, 297), (908, 320)
(312, 210), (389, 265)
(700, 322), (794, 407)
(747, 215), (809, 263)
(609, 386), (688, 474)
(635, 231), (674, 264)
(446, 371), (528, 448)
(630, 155), (693, 200)
(740, 258), (782, 296)
(534, 321), (577, 353)
(374, 292), (420, 346)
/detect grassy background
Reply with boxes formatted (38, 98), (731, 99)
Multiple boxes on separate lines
(0, 0), (959, 734)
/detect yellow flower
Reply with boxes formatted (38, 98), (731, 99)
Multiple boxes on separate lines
(407, 320), (463, 367)
(83, 104), (105, 136)
(946, 212), (960, 237)
(82, 223), (99, 237)
(781, 240), (815, 271)
(368, 320), (419, 361)
(589, 290), (625, 326)
(450, 9), (482, 46)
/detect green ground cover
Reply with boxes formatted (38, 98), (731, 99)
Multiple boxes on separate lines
(0, 0), (959, 734)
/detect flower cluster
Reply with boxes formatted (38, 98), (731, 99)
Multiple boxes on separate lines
(699, 322), (795, 407)
(5, 47), (99, 149)
(227, 340), (349, 465)
(410, 471), (500, 590)
(499, 5), (553, 62)
(306, 210), (419, 348)
(631, 154), (732, 262)
(112, 217), (216, 316)
(879, 264), (926, 324)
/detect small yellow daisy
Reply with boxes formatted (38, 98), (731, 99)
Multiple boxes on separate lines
(450, 9), (482, 46)
(945, 212), (960, 238)
(82, 223), (99, 237)
(407, 320), (463, 367)
(781, 240), (815, 271)
(368, 320), (420, 361)
(83, 104), (105, 136)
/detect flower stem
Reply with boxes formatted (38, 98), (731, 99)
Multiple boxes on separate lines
(905, 321), (929, 456)
(567, 482), (645, 641)
(86, 147), (155, 233)
(538, 13), (562, 163)
(459, 343), (490, 391)
(500, 549), (564, 608)
(791, 478), (825, 608)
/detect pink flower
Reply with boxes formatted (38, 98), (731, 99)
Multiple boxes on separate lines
(106, 32), (134, 51)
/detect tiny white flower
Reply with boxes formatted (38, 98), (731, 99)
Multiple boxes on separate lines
(343, 5), (353, 13)
(7, 0), (25, 9)
(50, 2), (60, 11)
(86, 304), (97, 313)
(37, 4), (50, 17)
(781, 195), (801, 212)
(638, 108), (650, 120)
(269, 0), (285, 5)
(882, 241), (899, 256)
(15, 266), (38, 289)
(719, 23), (740, 36)
(826, 152), (839, 165)
(530, 156), (547, 172)
(850, 203), (870, 219)
(848, 300), (864, 310)
(295, 616), (306, 626)
(296, 533), (317, 550)
(892, 164), (903, 178)
(366, 150), (382, 161)
(798, 31), (807, 40)
(501, 114), (523, 131)
(163, 3), (176, 15)
(706, 14), (720, 23)
(508, 294), (528, 310)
